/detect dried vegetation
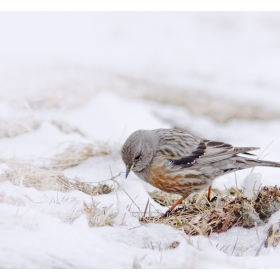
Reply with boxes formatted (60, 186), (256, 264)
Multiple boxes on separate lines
(3, 66), (280, 124)
(103, 74), (280, 123)
(83, 201), (116, 226)
(265, 223), (280, 248)
(0, 117), (85, 139)
(142, 186), (280, 236)
(0, 161), (113, 196)
(0, 191), (26, 206)
(0, 117), (41, 138)
(48, 142), (111, 170)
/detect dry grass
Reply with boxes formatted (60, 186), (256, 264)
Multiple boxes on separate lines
(0, 191), (26, 206)
(51, 208), (83, 224)
(50, 120), (85, 136)
(0, 160), (113, 196)
(142, 186), (280, 236)
(48, 142), (111, 170)
(0, 184), (112, 226)
(0, 117), (85, 139)
(3, 64), (280, 124)
(83, 201), (116, 226)
(147, 190), (188, 208)
(265, 223), (280, 248)
(254, 186), (280, 222)
(104, 74), (280, 123)
(0, 190), (82, 224)
(0, 117), (42, 138)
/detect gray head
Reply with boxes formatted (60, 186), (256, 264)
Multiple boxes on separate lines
(121, 130), (159, 178)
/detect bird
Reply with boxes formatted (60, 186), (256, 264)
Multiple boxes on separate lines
(121, 129), (280, 213)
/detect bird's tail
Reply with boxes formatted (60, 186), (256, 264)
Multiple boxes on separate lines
(243, 158), (280, 169)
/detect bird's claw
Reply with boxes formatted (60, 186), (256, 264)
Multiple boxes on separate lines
(162, 210), (172, 218)
(208, 196), (217, 203)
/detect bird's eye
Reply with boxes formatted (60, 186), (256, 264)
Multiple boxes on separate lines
(134, 154), (141, 162)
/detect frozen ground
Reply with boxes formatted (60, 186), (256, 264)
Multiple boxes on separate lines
(0, 12), (280, 268)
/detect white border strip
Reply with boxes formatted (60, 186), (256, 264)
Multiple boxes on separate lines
(1, 0), (280, 12)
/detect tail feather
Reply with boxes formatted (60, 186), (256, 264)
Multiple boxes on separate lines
(244, 158), (280, 168)
(235, 147), (260, 154)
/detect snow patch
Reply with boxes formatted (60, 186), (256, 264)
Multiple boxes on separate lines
(242, 172), (262, 198)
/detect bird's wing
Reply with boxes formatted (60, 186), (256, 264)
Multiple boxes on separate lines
(156, 129), (259, 167)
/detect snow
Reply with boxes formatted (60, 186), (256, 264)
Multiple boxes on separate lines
(1, 12), (280, 110)
(60, 92), (170, 144)
(0, 121), (88, 159)
(1, 12), (280, 269)
(242, 172), (262, 198)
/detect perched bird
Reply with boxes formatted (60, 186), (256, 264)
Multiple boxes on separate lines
(121, 129), (280, 213)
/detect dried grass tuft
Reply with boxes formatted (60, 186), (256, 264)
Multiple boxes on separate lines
(148, 190), (188, 208)
(0, 191), (26, 206)
(0, 161), (113, 196)
(76, 182), (113, 196)
(51, 208), (82, 224)
(143, 186), (280, 236)
(265, 223), (280, 248)
(0, 117), (41, 138)
(168, 241), (180, 249)
(83, 201), (116, 226)
(254, 186), (280, 222)
(0, 117), (85, 139)
(48, 142), (111, 170)
(50, 120), (85, 136)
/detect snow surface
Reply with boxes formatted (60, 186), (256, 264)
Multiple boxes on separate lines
(1, 12), (280, 110)
(1, 12), (280, 268)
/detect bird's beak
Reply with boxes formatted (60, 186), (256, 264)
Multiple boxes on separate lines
(125, 164), (134, 179)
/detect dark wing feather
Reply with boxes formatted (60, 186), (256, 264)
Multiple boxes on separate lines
(171, 141), (206, 167)
(156, 129), (259, 168)
(170, 139), (259, 167)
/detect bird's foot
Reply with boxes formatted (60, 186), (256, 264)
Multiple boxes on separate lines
(162, 209), (172, 217)
(209, 196), (217, 203)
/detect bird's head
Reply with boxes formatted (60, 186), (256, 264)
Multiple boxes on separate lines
(121, 130), (158, 178)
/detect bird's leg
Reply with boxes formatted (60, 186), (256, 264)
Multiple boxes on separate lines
(207, 185), (217, 202)
(207, 186), (212, 201)
(163, 196), (186, 216)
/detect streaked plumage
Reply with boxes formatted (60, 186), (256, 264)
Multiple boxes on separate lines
(121, 129), (280, 207)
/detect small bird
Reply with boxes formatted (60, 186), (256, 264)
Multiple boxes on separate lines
(121, 129), (280, 213)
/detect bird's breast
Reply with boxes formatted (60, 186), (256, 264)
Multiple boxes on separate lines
(149, 156), (206, 196)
